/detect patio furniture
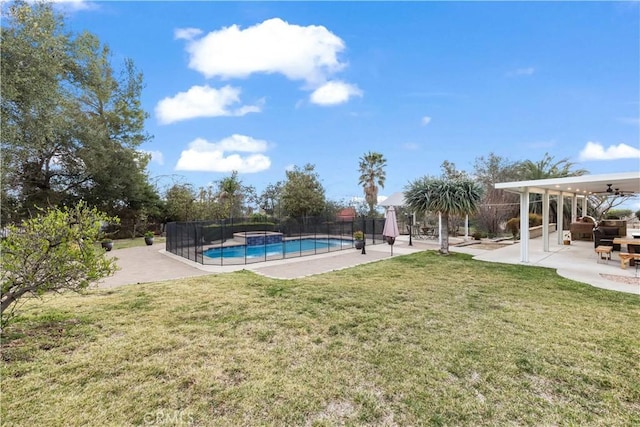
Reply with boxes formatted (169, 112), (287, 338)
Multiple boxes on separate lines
(619, 252), (640, 270)
(595, 245), (612, 263)
(594, 226), (624, 251)
(599, 219), (627, 237)
(422, 226), (437, 239)
(570, 216), (596, 241)
(613, 237), (640, 267)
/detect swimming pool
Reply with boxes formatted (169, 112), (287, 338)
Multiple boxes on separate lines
(203, 238), (353, 260)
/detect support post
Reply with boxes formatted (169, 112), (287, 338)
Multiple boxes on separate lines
(543, 190), (549, 253)
(557, 193), (564, 245)
(520, 189), (530, 263)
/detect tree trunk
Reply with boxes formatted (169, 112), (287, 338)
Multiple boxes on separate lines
(439, 214), (450, 255)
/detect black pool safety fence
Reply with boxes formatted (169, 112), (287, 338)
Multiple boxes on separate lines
(166, 216), (385, 266)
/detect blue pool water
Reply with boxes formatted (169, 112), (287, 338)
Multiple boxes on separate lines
(203, 238), (353, 259)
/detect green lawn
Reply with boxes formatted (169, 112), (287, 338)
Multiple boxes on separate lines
(2, 251), (639, 426)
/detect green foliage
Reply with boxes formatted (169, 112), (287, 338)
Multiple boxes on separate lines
(216, 171), (257, 219)
(259, 182), (283, 217)
(605, 209), (632, 219)
(282, 164), (326, 218)
(518, 153), (588, 218)
(517, 152), (588, 181)
(404, 177), (484, 254)
(353, 230), (364, 240)
(528, 213), (543, 227)
(144, 231), (154, 238)
(471, 230), (487, 240)
(1, 1), (158, 226)
(249, 213), (269, 223)
(358, 152), (387, 216)
(164, 184), (197, 221)
(636, 209), (640, 221)
(1, 202), (118, 326)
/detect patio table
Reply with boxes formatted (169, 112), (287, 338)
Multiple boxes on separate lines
(613, 237), (640, 267)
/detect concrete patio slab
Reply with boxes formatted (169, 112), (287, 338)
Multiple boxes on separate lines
(97, 232), (639, 295)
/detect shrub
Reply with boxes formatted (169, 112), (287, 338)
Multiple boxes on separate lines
(249, 213), (269, 223)
(1, 202), (118, 326)
(506, 217), (520, 239)
(605, 209), (631, 219)
(471, 230), (486, 240)
(353, 230), (364, 240)
(144, 231), (154, 238)
(528, 213), (543, 227)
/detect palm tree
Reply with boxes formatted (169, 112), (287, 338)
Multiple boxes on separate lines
(358, 151), (387, 216)
(518, 153), (588, 218)
(518, 152), (587, 181)
(404, 177), (483, 255)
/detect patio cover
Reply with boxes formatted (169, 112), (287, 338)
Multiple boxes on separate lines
(495, 171), (640, 262)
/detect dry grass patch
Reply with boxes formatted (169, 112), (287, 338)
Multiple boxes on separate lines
(2, 251), (639, 425)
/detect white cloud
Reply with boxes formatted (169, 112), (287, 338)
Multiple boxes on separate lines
(507, 67), (535, 77)
(402, 142), (420, 151)
(309, 81), (362, 105)
(174, 27), (203, 40)
(421, 116), (432, 126)
(578, 141), (640, 161)
(51, 0), (93, 12)
(181, 18), (346, 85)
(176, 135), (271, 173)
(155, 85), (262, 124)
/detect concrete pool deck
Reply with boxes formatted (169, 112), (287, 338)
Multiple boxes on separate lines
(97, 234), (640, 295)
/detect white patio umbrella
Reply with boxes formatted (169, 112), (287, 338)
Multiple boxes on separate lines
(382, 206), (400, 255)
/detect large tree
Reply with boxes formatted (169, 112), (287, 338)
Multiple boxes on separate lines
(282, 164), (326, 219)
(164, 184), (198, 222)
(358, 151), (387, 216)
(405, 177), (483, 255)
(473, 153), (522, 236)
(1, 1), (158, 227)
(215, 171), (256, 219)
(259, 181), (284, 217)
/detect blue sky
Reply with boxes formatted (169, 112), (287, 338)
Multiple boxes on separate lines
(60, 1), (639, 206)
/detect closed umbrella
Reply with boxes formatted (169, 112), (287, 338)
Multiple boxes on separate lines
(382, 206), (400, 255)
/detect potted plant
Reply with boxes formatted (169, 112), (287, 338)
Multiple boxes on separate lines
(144, 231), (154, 246)
(101, 238), (114, 252)
(353, 230), (365, 250)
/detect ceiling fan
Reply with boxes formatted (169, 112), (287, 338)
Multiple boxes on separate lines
(601, 183), (633, 196)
